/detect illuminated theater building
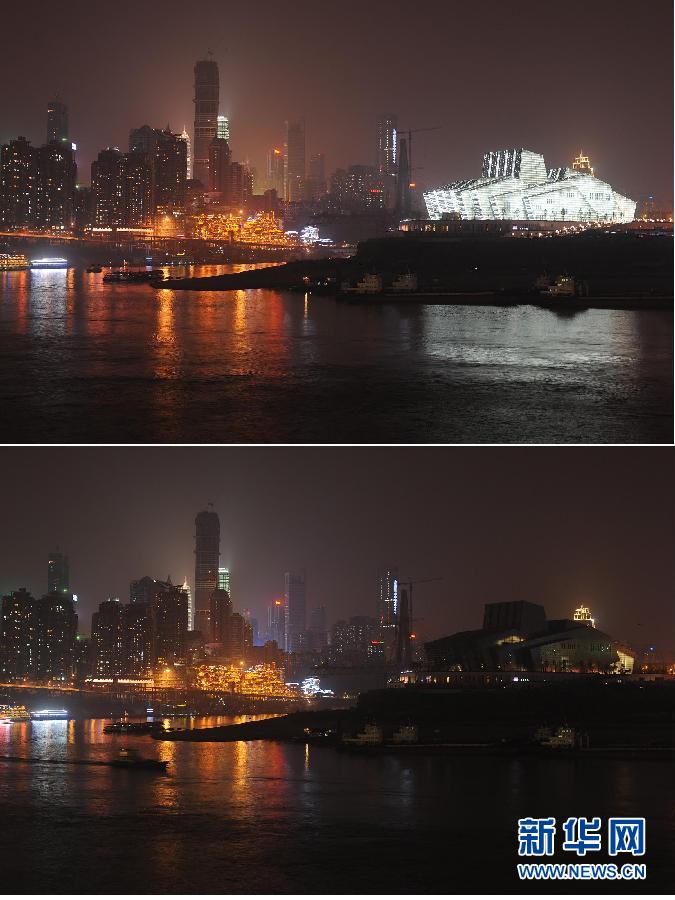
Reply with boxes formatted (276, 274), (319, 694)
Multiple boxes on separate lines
(424, 149), (636, 225)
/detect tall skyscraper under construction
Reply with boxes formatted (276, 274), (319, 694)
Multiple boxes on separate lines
(193, 56), (220, 186)
(194, 504), (220, 637)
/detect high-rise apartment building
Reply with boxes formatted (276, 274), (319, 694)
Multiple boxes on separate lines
(208, 137), (232, 192)
(47, 98), (69, 144)
(0, 137), (36, 227)
(91, 598), (123, 677)
(152, 581), (189, 665)
(194, 505), (220, 637)
(91, 148), (153, 228)
(0, 588), (35, 678)
(121, 602), (153, 675)
(209, 587), (232, 644)
(34, 142), (76, 229)
(34, 592), (78, 680)
(284, 572), (306, 653)
(284, 120), (306, 202)
(193, 57), (220, 186)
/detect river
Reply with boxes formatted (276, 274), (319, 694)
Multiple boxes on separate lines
(0, 717), (672, 893)
(0, 265), (671, 443)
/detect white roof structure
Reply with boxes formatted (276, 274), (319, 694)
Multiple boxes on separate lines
(424, 149), (635, 224)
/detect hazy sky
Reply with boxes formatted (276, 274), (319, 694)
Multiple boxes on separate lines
(0, 0), (672, 203)
(0, 447), (672, 654)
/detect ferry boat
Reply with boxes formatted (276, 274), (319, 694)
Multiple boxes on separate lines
(0, 704), (31, 723)
(0, 253), (30, 271)
(30, 257), (69, 269)
(103, 270), (165, 284)
(110, 748), (168, 771)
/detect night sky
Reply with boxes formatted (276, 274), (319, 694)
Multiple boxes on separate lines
(0, 0), (672, 204)
(0, 448), (672, 654)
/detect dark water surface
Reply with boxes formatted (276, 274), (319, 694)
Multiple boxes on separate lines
(0, 267), (673, 443)
(0, 266), (672, 443)
(0, 718), (672, 893)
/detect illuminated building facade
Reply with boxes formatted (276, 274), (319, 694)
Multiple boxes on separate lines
(34, 143), (76, 229)
(91, 148), (153, 228)
(376, 115), (398, 209)
(424, 149), (636, 224)
(194, 505), (220, 638)
(180, 128), (192, 180)
(0, 589), (35, 678)
(217, 568), (230, 594)
(572, 150), (594, 175)
(152, 581), (189, 665)
(193, 57), (220, 186)
(128, 126), (187, 215)
(121, 602), (153, 675)
(194, 662), (296, 697)
(573, 604), (595, 628)
(182, 579), (193, 631)
(217, 115), (230, 142)
(0, 137), (36, 227)
(284, 120), (306, 202)
(47, 98), (69, 144)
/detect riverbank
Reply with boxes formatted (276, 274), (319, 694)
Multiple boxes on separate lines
(158, 232), (674, 304)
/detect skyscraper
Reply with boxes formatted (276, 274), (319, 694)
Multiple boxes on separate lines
(267, 598), (286, 648)
(34, 142), (77, 229)
(91, 598), (122, 677)
(35, 592), (78, 680)
(48, 549), (70, 594)
(180, 127), (192, 180)
(0, 588), (35, 678)
(0, 137), (36, 227)
(284, 120), (306, 202)
(194, 504), (220, 637)
(47, 98), (69, 144)
(193, 57), (220, 186)
(208, 136), (232, 192)
(266, 148), (284, 195)
(217, 115), (230, 142)
(182, 579), (193, 630)
(217, 568), (231, 594)
(152, 581), (189, 665)
(284, 572), (306, 653)
(376, 115), (398, 209)
(376, 567), (398, 633)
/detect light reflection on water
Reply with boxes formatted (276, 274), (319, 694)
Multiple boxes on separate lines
(0, 717), (672, 893)
(0, 265), (672, 442)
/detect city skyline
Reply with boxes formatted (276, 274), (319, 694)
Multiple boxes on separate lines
(0, 447), (672, 654)
(0, 0), (672, 204)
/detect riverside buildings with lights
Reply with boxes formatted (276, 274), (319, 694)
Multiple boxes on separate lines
(424, 149), (636, 225)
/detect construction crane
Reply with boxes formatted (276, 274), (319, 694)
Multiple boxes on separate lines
(394, 577), (443, 668)
(397, 125), (443, 183)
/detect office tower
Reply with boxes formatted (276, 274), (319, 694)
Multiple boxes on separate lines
(0, 588), (35, 678)
(394, 587), (412, 669)
(376, 567), (398, 632)
(48, 548), (70, 594)
(193, 57), (220, 186)
(152, 581), (189, 665)
(47, 98), (69, 144)
(182, 579), (193, 631)
(208, 137), (232, 192)
(376, 115), (398, 210)
(34, 142), (76, 229)
(91, 598), (122, 677)
(267, 599), (286, 648)
(217, 115), (230, 141)
(121, 602), (153, 675)
(0, 137), (36, 227)
(306, 605), (328, 652)
(284, 572), (306, 653)
(284, 120), (306, 202)
(34, 592), (78, 680)
(180, 127), (192, 180)
(209, 587), (232, 644)
(194, 504), (220, 637)
(217, 568), (231, 594)
(266, 148), (284, 195)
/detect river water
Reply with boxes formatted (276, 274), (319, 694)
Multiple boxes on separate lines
(0, 717), (672, 893)
(0, 266), (671, 443)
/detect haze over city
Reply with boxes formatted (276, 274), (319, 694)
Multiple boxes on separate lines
(0, 0), (672, 203)
(0, 447), (671, 653)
